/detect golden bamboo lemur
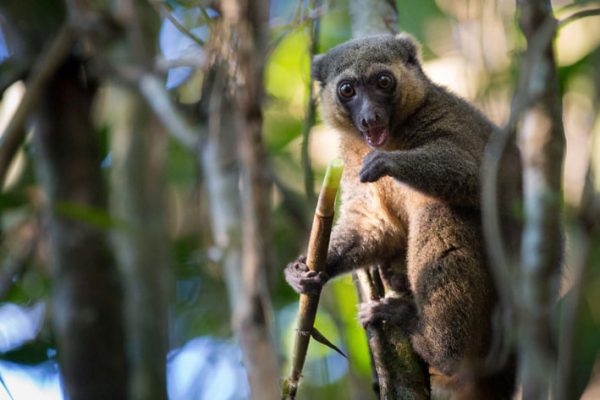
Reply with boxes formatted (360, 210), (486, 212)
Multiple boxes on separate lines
(284, 33), (521, 399)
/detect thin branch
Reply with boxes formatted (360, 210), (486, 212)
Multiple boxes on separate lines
(515, 1), (565, 397)
(268, 4), (327, 54)
(0, 25), (73, 190)
(198, 6), (213, 25)
(481, 11), (558, 333)
(300, 0), (322, 204)
(155, 56), (206, 72)
(148, 0), (205, 46)
(138, 73), (199, 150)
(481, 133), (513, 303)
(559, 8), (600, 27)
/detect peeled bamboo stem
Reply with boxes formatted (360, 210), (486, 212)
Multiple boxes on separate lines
(282, 159), (344, 399)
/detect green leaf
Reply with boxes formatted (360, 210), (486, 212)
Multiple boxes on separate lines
(54, 202), (124, 231)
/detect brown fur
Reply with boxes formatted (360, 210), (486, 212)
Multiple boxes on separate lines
(285, 34), (520, 398)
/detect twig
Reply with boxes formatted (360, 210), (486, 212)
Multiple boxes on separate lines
(155, 56), (205, 72)
(268, 3), (327, 55)
(0, 25), (73, 190)
(300, 0), (322, 204)
(138, 74), (199, 150)
(148, 0), (205, 46)
(559, 8), (600, 27)
(481, 125), (518, 310)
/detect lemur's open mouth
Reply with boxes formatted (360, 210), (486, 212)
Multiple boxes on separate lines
(364, 126), (389, 147)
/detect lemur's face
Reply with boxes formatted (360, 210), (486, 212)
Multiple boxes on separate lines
(330, 65), (399, 148)
(312, 34), (426, 149)
(335, 68), (396, 147)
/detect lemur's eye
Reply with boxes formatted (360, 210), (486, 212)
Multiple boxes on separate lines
(377, 73), (394, 90)
(338, 82), (355, 98)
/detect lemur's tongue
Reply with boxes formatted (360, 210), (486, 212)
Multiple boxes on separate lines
(365, 126), (389, 147)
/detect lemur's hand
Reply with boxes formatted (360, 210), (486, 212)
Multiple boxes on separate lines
(360, 151), (398, 183)
(284, 255), (329, 295)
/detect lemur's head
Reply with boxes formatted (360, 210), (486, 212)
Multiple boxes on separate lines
(312, 33), (427, 148)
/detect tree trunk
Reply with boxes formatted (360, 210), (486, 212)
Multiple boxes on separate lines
(219, 1), (280, 399)
(106, 1), (171, 398)
(515, 0), (565, 398)
(200, 67), (245, 321)
(109, 86), (171, 400)
(33, 56), (128, 400)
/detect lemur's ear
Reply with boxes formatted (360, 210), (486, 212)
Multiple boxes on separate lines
(311, 54), (325, 82)
(396, 32), (421, 65)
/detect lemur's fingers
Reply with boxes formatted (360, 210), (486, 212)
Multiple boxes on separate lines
(290, 256), (309, 272)
(358, 297), (415, 329)
(284, 256), (329, 294)
(359, 151), (391, 183)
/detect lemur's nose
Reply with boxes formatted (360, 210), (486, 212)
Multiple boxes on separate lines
(360, 112), (381, 128)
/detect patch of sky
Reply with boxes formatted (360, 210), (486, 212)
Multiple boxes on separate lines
(0, 335), (249, 400)
(159, 7), (217, 90)
(270, 0), (310, 27)
(0, 303), (45, 353)
(0, 27), (9, 64)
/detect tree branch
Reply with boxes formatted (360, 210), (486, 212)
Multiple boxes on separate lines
(0, 25), (72, 190)
(559, 8), (600, 27)
(515, 1), (565, 397)
(34, 54), (128, 400)
(300, 0), (321, 204)
(138, 73), (199, 150)
(220, 1), (280, 399)
(147, 0), (206, 46)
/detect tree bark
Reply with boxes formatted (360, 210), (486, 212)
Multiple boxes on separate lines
(109, 86), (171, 400)
(106, 2), (171, 399)
(515, 0), (565, 398)
(355, 266), (429, 400)
(200, 68), (244, 319)
(33, 56), (128, 400)
(220, 1), (280, 399)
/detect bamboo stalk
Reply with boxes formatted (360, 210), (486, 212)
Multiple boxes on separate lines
(282, 159), (344, 399)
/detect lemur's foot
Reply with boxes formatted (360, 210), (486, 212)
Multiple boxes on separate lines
(358, 296), (416, 330)
(284, 255), (329, 295)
